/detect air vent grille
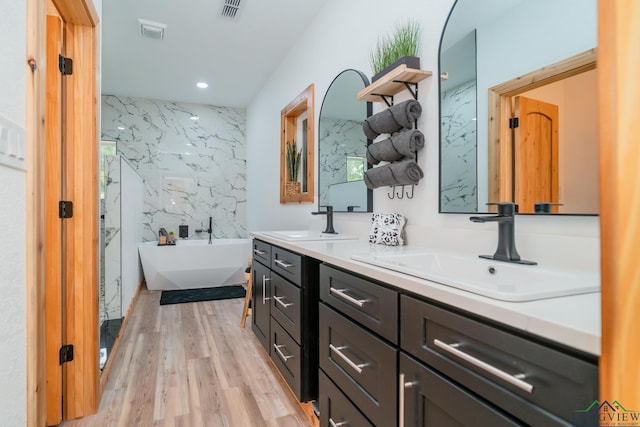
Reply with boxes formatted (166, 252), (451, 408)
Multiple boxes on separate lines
(220, 0), (243, 20)
(138, 18), (167, 40)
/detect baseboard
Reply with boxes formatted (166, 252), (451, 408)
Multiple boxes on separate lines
(99, 278), (144, 391)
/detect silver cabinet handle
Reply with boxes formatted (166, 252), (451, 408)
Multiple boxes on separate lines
(434, 339), (534, 393)
(253, 248), (266, 255)
(273, 295), (293, 308)
(329, 344), (367, 374)
(398, 373), (418, 427)
(262, 275), (271, 304)
(274, 258), (294, 269)
(329, 287), (368, 308)
(329, 419), (348, 427)
(273, 344), (293, 362)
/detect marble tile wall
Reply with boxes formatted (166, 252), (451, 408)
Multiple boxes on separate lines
(102, 155), (121, 323)
(319, 118), (367, 206)
(440, 80), (478, 212)
(101, 96), (247, 242)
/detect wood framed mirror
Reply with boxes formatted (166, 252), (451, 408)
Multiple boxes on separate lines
(280, 84), (315, 204)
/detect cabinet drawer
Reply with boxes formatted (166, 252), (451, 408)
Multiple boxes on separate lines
(270, 319), (303, 400)
(319, 370), (373, 427)
(400, 352), (520, 426)
(401, 295), (598, 425)
(271, 272), (302, 344)
(271, 246), (302, 286)
(319, 303), (397, 427)
(320, 264), (398, 344)
(252, 239), (271, 266)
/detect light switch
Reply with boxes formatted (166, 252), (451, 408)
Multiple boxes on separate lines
(0, 114), (26, 171)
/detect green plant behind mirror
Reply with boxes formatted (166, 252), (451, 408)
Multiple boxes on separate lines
(286, 140), (301, 182)
(369, 20), (421, 74)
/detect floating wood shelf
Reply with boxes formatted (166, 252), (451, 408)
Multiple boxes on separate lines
(356, 65), (433, 102)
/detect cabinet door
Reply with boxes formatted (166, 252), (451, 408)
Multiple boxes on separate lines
(251, 261), (271, 351)
(400, 353), (520, 427)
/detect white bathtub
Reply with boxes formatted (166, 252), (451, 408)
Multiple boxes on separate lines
(138, 238), (251, 291)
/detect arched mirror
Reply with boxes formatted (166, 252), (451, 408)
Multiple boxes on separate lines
(318, 69), (373, 212)
(439, 0), (598, 214)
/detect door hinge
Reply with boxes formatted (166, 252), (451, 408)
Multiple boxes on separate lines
(509, 117), (519, 129)
(59, 344), (74, 365)
(59, 200), (73, 219)
(58, 54), (73, 75)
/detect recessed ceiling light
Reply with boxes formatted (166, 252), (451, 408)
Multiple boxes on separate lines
(117, 126), (125, 130)
(190, 115), (199, 121)
(196, 82), (208, 89)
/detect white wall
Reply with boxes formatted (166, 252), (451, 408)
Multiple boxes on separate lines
(247, 0), (600, 273)
(0, 0), (27, 424)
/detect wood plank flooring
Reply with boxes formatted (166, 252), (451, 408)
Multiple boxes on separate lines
(61, 288), (314, 427)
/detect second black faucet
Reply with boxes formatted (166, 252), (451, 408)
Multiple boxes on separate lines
(312, 205), (337, 234)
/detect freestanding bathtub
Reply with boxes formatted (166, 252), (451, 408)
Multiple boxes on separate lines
(138, 238), (251, 291)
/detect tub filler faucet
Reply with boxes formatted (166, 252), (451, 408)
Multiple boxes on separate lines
(469, 202), (536, 265)
(207, 216), (213, 244)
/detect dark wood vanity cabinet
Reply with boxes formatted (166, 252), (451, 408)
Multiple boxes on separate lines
(251, 239), (319, 402)
(317, 263), (599, 427)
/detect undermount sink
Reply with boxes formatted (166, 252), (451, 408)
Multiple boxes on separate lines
(263, 230), (359, 242)
(351, 250), (599, 302)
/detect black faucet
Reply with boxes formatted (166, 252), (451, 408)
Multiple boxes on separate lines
(207, 216), (213, 244)
(312, 205), (337, 234)
(469, 202), (536, 265)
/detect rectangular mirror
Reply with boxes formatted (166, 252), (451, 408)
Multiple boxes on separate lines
(280, 84), (315, 204)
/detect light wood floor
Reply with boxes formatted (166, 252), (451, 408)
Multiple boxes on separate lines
(61, 288), (314, 427)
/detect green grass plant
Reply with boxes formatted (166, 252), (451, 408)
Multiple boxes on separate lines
(370, 20), (421, 74)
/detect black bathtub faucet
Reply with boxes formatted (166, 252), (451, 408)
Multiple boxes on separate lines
(208, 216), (213, 244)
(469, 202), (536, 265)
(312, 205), (337, 234)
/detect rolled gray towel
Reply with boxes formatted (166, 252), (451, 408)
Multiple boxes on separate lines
(366, 130), (425, 164)
(363, 159), (424, 189)
(362, 100), (422, 140)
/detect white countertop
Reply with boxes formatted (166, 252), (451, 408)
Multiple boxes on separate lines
(251, 232), (601, 356)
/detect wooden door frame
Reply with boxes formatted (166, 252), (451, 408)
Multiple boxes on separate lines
(26, 0), (99, 424)
(487, 49), (597, 206)
(598, 0), (640, 407)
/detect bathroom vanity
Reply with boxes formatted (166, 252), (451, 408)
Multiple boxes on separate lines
(251, 233), (599, 426)
(251, 239), (320, 402)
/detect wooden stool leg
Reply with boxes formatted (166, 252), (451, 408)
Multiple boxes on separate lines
(240, 273), (252, 328)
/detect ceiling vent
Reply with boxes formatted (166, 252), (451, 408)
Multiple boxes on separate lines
(138, 19), (167, 40)
(220, 0), (244, 20)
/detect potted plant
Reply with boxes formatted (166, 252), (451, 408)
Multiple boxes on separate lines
(369, 20), (421, 82)
(285, 140), (301, 195)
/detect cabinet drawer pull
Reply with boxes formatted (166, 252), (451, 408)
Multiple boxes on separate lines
(273, 295), (293, 308)
(329, 344), (367, 374)
(329, 287), (368, 307)
(329, 419), (348, 427)
(273, 344), (294, 362)
(262, 275), (271, 305)
(274, 258), (294, 269)
(398, 373), (418, 427)
(253, 248), (267, 256)
(434, 339), (534, 393)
